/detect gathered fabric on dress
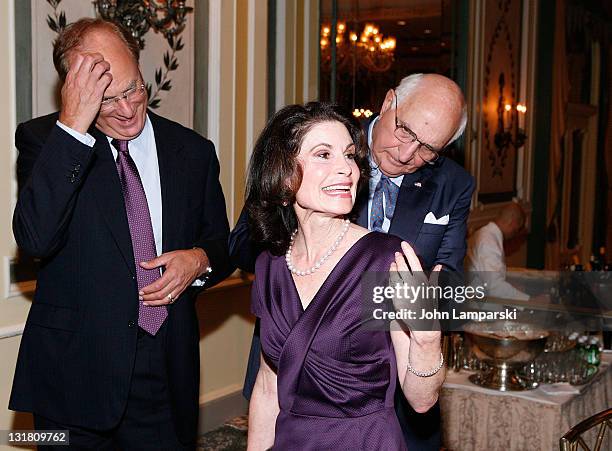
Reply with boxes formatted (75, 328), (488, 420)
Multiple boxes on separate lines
(252, 232), (407, 451)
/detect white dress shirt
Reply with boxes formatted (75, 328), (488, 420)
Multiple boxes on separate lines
(57, 116), (163, 255)
(366, 116), (403, 233)
(466, 221), (529, 300)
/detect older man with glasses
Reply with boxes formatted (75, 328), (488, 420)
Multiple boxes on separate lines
(231, 73), (474, 451)
(357, 72), (474, 451)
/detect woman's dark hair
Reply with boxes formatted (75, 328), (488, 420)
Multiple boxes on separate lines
(246, 101), (370, 255)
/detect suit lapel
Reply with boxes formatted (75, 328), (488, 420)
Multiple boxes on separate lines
(148, 112), (184, 253)
(388, 166), (437, 242)
(355, 116), (378, 228)
(88, 127), (136, 275)
(354, 188), (369, 228)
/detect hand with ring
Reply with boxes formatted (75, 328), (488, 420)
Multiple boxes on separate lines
(139, 248), (210, 306)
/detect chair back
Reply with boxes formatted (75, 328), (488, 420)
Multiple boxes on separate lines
(560, 408), (612, 451)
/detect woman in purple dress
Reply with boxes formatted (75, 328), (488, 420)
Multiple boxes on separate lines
(246, 103), (445, 450)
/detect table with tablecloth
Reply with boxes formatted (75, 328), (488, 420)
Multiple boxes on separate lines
(439, 353), (612, 451)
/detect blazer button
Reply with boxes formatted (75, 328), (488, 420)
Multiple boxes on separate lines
(128, 320), (135, 328)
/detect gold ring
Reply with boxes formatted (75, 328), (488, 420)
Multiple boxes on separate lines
(167, 294), (174, 304)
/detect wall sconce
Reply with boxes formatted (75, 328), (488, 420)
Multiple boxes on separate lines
(494, 72), (527, 151)
(95, 0), (192, 48)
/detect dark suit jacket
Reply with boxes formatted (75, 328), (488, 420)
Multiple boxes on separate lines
(354, 156), (474, 272)
(9, 111), (231, 445)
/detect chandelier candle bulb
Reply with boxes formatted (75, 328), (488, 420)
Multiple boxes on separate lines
(320, 21), (396, 72)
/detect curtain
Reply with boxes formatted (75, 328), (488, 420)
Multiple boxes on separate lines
(544, 0), (570, 269)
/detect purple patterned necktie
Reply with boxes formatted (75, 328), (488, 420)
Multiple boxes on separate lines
(113, 139), (167, 335)
(370, 174), (400, 232)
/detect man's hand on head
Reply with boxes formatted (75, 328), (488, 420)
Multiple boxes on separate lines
(59, 52), (112, 134)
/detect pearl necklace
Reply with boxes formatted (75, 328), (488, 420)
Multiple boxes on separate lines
(285, 219), (351, 276)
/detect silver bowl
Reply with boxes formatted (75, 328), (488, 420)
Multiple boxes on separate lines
(464, 321), (549, 391)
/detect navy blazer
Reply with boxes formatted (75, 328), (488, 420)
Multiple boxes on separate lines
(354, 155), (474, 272)
(9, 111), (231, 445)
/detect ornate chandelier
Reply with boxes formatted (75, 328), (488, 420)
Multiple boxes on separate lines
(92, 0), (192, 109)
(95, 0), (192, 48)
(320, 21), (396, 73)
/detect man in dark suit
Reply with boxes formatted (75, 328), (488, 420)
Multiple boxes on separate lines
(9, 18), (230, 449)
(231, 73), (474, 450)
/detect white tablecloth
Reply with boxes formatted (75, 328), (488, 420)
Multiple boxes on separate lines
(440, 353), (612, 451)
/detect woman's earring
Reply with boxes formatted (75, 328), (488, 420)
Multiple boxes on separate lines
(282, 200), (289, 207)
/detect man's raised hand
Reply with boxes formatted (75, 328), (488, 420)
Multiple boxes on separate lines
(59, 52), (112, 134)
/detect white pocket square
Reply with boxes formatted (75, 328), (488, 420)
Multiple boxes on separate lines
(424, 212), (449, 225)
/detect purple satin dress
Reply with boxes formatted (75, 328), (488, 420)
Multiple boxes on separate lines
(252, 232), (407, 450)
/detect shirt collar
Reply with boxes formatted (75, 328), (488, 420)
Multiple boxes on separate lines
(106, 113), (152, 148)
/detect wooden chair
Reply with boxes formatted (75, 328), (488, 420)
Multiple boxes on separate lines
(560, 408), (612, 451)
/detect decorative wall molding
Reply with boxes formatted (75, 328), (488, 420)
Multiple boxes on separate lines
(466, 0), (537, 232)
(274, 0), (288, 111)
(303, 0), (319, 102)
(0, 323), (25, 340)
(198, 385), (247, 434)
(482, 0), (518, 182)
(207, 0), (222, 154)
(245, 0), (268, 163)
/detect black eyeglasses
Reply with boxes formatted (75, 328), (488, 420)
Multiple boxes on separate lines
(393, 90), (441, 164)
